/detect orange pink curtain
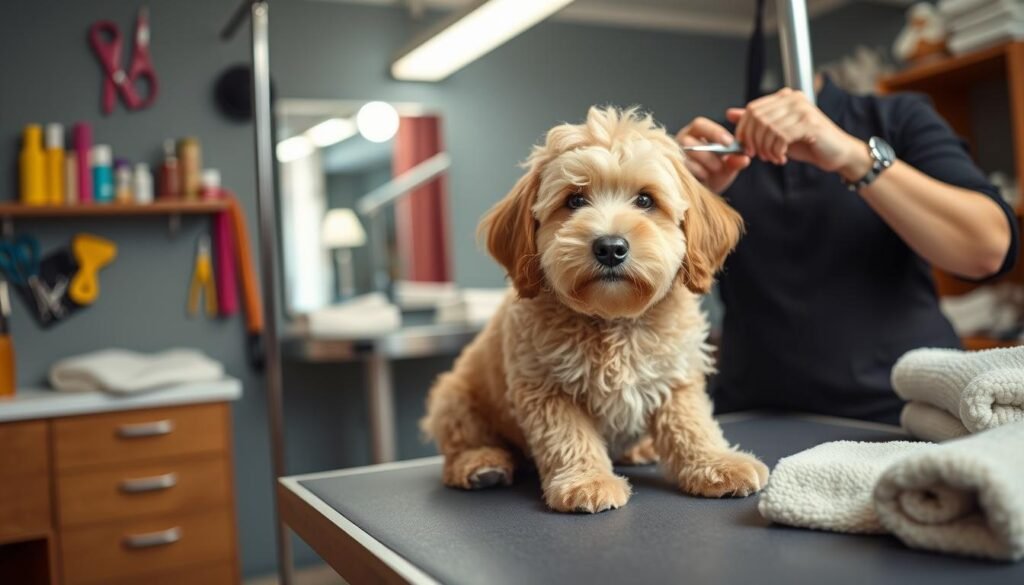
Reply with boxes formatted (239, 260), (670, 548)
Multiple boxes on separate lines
(392, 116), (452, 282)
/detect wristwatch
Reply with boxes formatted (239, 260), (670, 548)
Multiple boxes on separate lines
(845, 136), (895, 191)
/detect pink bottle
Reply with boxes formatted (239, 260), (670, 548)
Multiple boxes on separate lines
(73, 123), (93, 203)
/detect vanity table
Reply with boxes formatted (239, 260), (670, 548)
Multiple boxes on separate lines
(282, 322), (480, 463)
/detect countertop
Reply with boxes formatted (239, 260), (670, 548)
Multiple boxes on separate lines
(0, 378), (242, 423)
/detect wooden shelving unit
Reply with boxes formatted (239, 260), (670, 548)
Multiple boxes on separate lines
(880, 41), (1024, 350)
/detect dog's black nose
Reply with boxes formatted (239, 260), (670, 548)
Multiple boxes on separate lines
(592, 236), (629, 267)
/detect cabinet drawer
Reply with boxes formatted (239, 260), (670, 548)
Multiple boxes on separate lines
(0, 421), (51, 544)
(60, 508), (234, 585)
(53, 403), (228, 471)
(58, 455), (230, 527)
(108, 561), (236, 585)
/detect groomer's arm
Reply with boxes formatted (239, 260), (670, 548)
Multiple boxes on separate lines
(728, 88), (1011, 279)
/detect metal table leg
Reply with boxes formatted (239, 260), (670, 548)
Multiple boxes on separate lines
(366, 351), (398, 463)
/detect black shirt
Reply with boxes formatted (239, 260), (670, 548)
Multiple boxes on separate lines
(711, 76), (1019, 424)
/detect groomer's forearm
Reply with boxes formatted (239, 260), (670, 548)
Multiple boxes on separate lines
(839, 152), (1011, 279)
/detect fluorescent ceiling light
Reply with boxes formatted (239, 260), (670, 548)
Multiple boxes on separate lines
(276, 135), (315, 162)
(306, 118), (358, 147)
(391, 0), (575, 82)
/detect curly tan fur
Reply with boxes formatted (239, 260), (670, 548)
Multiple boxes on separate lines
(422, 107), (768, 513)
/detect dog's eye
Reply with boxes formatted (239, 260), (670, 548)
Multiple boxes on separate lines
(635, 193), (654, 209)
(566, 193), (589, 210)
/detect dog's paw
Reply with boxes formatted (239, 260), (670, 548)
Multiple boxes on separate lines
(677, 451), (769, 498)
(545, 472), (632, 513)
(615, 436), (659, 466)
(442, 447), (515, 490)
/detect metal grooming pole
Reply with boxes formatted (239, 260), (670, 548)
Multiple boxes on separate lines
(216, 0), (815, 583)
(777, 0), (816, 105)
(221, 2), (294, 585)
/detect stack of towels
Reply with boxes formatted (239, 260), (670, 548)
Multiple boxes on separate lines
(758, 346), (1024, 562)
(939, 0), (1024, 55)
(893, 346), (1024, 442)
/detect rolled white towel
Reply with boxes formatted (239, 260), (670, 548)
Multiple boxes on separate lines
(758, 441), (930, 534)
(900, 401), (970, 443)
(891, 347), (1024, 432)
(50, 348), (224, 394)
(874, 421), (1024, 561)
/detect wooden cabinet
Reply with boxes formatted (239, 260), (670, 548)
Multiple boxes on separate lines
(880, 42), (1024, 350)
(0, 421), (51, 545)
(0, 401), (239, 585)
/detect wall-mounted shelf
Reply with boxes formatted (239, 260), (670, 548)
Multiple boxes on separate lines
(0, 199), (230, 236)
(0, 200), (228, 218)
(880, 42), (1020, 93)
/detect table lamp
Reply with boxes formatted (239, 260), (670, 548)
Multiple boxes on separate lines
(322, 208), (367, 300)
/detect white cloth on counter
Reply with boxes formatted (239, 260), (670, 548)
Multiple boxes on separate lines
(435, 288), (509, 326)
(304, 293), (401, 339)
(874, 421), (1024, 561)
(392, 280), (458, 310)
(757, 441), (929, 534)
(892, 347), (1024, 434)
(900, 401), (971, 443)
(49, 348), (224, 394)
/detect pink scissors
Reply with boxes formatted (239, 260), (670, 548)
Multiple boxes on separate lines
(89, 7), (158, 114)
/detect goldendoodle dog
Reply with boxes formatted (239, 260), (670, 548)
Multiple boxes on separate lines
(422, 107), (769, 513)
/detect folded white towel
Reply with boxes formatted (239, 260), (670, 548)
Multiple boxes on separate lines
(874, 421), (1024, 561)
(892, 347), (1024, 432)
(901, 401), (970, 443)
(758, 441), (930, 534)
(49, 348), (224, 394)
(305, 293), (402, 338)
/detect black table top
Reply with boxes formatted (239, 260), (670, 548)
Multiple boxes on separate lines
(285, 413), (1024, 585)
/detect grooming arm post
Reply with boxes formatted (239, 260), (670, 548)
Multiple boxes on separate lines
(776, 0), (816, 105)
(222, 1), (294, 584)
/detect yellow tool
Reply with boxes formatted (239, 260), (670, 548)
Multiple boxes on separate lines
(188, 234), (217, 318)
(69, 234), (117, 306)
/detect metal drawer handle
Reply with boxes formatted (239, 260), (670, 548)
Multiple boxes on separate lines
(116, 419), (175, 438)
(123, 526), (182, 549)
(120, 472), (178, 493)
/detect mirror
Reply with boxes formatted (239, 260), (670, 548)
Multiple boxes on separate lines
(275, 99), (452, 317)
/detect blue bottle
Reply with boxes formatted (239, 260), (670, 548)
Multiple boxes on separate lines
(91, 144), (114, 203)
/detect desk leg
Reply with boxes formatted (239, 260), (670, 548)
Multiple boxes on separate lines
(366, 352), (397, 463)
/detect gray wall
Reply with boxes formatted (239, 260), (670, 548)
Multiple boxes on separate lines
(0, 0), (909, 577)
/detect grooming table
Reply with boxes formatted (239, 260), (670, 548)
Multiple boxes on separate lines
(278, 413), (1024, 585)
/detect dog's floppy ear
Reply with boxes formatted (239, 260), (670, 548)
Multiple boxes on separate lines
(478, 169), (544, 298)
(675, 162), (744, 294)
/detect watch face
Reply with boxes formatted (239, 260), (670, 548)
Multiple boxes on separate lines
(869, 137), (895, 168)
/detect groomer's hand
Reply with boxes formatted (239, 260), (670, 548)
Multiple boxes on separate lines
(676, 117), (752, 194)
(727, 88), (866, 175)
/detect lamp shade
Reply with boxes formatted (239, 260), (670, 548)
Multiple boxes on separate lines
(321, 208), (367, 249)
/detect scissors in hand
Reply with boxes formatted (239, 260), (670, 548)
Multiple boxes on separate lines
(89, 7), (159, 114)
(682, 142), (746, 155)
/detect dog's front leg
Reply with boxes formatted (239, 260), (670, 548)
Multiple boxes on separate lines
(513, 386), (630, 513)
(651, 379), (769, 497)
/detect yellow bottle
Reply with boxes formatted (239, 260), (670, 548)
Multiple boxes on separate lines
(45, 123), (65, 205)
(19, 125), (46, 206)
